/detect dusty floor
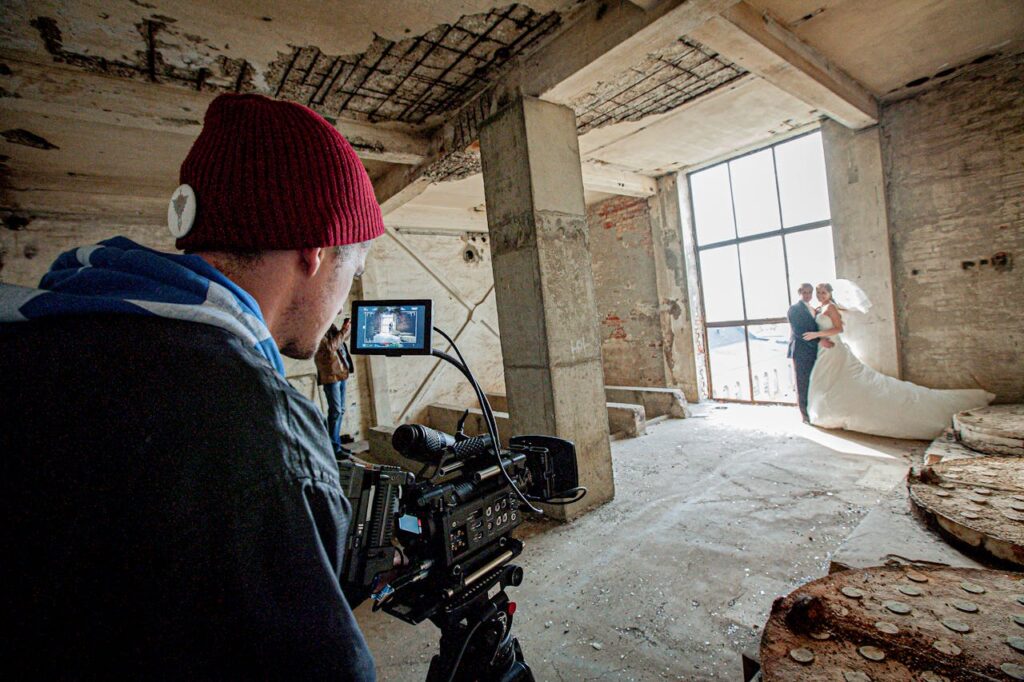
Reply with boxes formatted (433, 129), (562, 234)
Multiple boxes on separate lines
(356, 403), (925, 681)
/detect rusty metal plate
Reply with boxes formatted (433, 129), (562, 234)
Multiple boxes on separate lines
(760, 566), (1024, 681)
(908, 457), (1024, 567)
(954, 405), (1024, 456)
(925, 429), (985, 466)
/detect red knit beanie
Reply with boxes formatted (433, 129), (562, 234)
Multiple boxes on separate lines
(175, 93), (385, 251)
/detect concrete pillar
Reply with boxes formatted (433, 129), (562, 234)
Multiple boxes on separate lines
(821, 120), (901, 378)
(479, 96), (614, 520)
(677, 176), (711, 401)
(649, 174), (701, 403)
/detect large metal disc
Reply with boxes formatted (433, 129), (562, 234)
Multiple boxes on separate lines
(954, 405), (1024, 456)
(908, 457), (1024, 567)
(760, 566), (1024, 681)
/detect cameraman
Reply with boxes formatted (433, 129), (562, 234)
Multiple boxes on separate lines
(0, 94), (382, 679)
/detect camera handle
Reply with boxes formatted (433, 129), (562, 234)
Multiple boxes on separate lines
(425, 565), (534, 682)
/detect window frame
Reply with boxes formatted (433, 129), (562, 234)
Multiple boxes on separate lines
(688, 129), (833, 405)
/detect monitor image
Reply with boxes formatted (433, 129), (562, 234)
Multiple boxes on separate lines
(350, 300), (433, 355)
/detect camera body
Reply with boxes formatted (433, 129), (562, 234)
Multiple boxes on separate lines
(337, 428), (577, 624)
(343, 298), (583, 680)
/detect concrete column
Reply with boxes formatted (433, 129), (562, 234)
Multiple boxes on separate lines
(649, 174), (701, 403)
(821, 120), (901, 378)
(676, 177), (711, 401)
(479, 96), (614, 520)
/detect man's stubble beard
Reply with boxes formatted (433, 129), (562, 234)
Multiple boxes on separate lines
(278, 293), (320, 359)
(279, 334), (318, 360)
(278, 261), (351, 360)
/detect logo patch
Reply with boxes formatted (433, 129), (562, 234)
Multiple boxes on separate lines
(167, 184), (197, 238)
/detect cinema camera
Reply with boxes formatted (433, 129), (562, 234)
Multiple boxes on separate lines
(340, 300), (585, 682)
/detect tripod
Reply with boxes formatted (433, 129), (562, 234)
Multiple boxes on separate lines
(424, 565), (534, 682)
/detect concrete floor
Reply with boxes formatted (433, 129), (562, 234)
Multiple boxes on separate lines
(356, 403), (925, 681)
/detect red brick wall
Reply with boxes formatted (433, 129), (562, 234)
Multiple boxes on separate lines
(587, 195), (666, 387)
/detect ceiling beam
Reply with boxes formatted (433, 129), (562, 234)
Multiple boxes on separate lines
(0, 49), (430, 165)
(533, 0), (740, 105)
(688, 2), (878, 129)
(374, 0), (739, 214)
(381, 162), (657, 229)
(580, 163), (658, 197)
(385, 205), (488, 233)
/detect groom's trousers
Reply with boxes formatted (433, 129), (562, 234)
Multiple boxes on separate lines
(793, 352), (816, 422)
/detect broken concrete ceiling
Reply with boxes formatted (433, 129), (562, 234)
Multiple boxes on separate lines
(2, 0), (1023, 235)
(1, 1), (579, 127)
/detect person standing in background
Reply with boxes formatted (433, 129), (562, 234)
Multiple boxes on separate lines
(316, 317), (354, 454)
(787, 283), (831, 422)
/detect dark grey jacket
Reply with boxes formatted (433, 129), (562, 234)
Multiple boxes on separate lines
(787, 301), (819, 361)
(0, 315), (374, 680)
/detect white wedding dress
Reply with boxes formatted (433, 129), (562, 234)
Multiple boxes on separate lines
(807, 304), (994, 439)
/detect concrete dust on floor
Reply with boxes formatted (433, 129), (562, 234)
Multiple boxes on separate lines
(356, 403), (923, 681)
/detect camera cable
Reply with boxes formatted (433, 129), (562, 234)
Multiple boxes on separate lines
(442, 600), (501, 682)
(431, 327), (544, 515)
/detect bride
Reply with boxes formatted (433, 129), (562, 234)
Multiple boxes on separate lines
(802, 282), (993, 440)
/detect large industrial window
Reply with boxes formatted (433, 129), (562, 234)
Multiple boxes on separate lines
(688, 131), (836, 403)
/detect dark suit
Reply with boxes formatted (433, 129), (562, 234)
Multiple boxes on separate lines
(787, 301), (819, 421)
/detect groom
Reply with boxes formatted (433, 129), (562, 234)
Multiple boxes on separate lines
(787, 283), (831, 423)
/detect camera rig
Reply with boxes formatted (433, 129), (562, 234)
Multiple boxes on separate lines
(340, 302), (585, 682)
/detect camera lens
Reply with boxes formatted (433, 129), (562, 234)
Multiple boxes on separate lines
(392, 424), (455, 460)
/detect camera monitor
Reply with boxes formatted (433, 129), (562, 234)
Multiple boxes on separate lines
(350, 300), (433, 356)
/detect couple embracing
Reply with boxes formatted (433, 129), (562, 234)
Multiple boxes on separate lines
(787, 282), (992, 440)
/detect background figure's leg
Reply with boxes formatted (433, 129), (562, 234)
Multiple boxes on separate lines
(337, 379), (347, 437)
(324, 381), (343, 450)
(793, 356), (812, 422)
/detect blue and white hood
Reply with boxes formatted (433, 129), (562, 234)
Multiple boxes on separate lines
(0, 236), (285, 375)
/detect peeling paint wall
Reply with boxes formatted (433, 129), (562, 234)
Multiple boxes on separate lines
(881, 51), (1024, 402)
(587, 195), (665, 387)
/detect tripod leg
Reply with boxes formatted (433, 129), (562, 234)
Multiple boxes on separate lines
(497, 637), (534, 682)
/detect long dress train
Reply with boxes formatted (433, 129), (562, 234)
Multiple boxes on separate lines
(806, 304), (994, 439)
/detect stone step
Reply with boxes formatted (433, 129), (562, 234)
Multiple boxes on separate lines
(605, 402), (646, 438)
(483, 394), (647, 439)
(604, 385), (690, 419)
(489, 386), (689, 421)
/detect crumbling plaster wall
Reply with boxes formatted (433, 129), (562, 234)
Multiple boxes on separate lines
(362, 230), (505, 427)
(587, 195), (665, 387)
(880, 51), (1024, 402)
(821, 120), (901, 379)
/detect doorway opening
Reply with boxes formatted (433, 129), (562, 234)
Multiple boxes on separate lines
(687, 131), (836, 403)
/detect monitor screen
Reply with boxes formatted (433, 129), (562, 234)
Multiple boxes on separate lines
(350, 300), (433, 355)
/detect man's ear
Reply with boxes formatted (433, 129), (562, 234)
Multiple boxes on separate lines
(297, 247), (327, 278)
